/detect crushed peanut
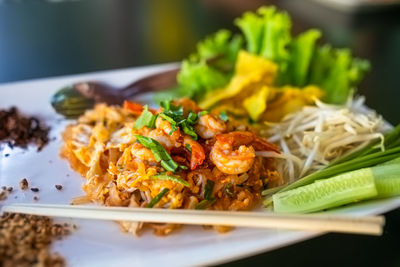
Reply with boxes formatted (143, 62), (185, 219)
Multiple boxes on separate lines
(0, 212), (73, 267)
(19, 178), (29, 190)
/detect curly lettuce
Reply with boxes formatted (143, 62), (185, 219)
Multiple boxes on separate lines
(171, 5), (370, 105)
(309, 45), (370, 104)
(157, 30), (242, 101)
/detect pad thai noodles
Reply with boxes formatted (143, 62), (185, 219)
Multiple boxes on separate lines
(61, 98), (281, 235)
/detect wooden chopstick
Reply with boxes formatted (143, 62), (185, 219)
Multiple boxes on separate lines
(1, 203), (385, 236)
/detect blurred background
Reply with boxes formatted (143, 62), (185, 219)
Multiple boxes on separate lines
(1, 0), (400, 265)
(1, 0), (400, 124)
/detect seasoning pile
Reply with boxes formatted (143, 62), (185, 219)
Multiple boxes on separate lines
(0, 107), (49, 151)
(0, 212), (74, 267)
(0, 186), (13, 202)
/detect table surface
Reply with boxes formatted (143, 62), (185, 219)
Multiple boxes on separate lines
(1, 0), (400, 266)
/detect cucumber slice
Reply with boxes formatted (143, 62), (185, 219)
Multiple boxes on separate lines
(372, 164), (400, 198)
(273, 168), (377, 213)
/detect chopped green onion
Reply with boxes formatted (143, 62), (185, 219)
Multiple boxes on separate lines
(159, 113), (176, 124)
(133, 105), (157, 129)
(204, 179), (215, 200)
(151, 173), (190, 187)
(185, 143), (192, 152)
(159, 100), (172, 111)
(219, 111), (229, 122)
(158, 100), (200, 140)
(187, 112), (199, 124)
(147, 188), (170, 208)
(135, 135), (179, 172)
(182, 123), (198, 140)
(195, 198), (216, 210)
(161, 160), (179, 172)
(198, 110), (209, 117)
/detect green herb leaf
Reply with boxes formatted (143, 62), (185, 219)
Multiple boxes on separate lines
(159, 101), (200, 140)
(198, 110), (209, 117)
(159, 113), (176, 124)
(161, 160), (179, 172)
(135, 135), (179, 172)
(151, 173), (190, 187)
(147, 188), (170, 208)
(204, 179), (215, 200)
(219, 111), (229, 122)
(195, 198), (216, 210)
(185, 143), (192, 152)
(181, 123), (198, 140)
(187, 112), (199, 124)
(179, 165), (188, 170)
(134, 105), (157, 129)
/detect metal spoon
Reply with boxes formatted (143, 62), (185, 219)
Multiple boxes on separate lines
(51, 67), (179, 118)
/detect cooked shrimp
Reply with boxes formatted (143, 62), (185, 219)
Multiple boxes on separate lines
(184, 136), (205, 170)
(148, 117), (182, 149)
(210, 131), (279, 174)
(195, 114), (227, 139)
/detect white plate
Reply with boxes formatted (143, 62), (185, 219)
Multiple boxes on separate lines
(1, 64), (400, 267)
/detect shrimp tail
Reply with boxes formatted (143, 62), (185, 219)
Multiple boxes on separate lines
(253, 136), (280, 153)
(184, 137), (205, 170)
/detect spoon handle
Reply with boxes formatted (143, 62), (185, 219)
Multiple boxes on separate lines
(120, 68), (179, 99)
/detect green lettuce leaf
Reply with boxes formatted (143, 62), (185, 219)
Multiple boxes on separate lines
(167, 30), (243, 101)
(283, 29), (321, 87)
(166, 5), (371, 106)
(258, 6), (291, 64)
(309, 45), (371, 104)
(235, 11), (264, 54)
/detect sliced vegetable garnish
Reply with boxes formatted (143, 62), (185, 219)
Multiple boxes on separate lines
(273, 167), (377, 213)
(151, 173), (190, 187)
(372, 163), (400, 198)
(219, 111), (229, 122)
(185, 143), (192, 152)
(159, 100), (200, 140)
(133, 105), (157, 129)
(179, 165), (188, 170)
(195, 198), (216, 210)
(134, 135), (179, 172)
(204, 179), (215, 200)
(332, 124), (400, 166)
(147, 188), (170, 208)
(263, 145), (400, 204)
(198, 110), (209, 117)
